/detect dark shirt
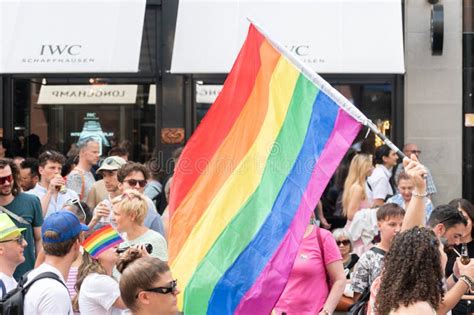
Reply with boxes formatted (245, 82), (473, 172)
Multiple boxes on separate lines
(344, 253), (359, 279)
(3, 193), (43, 280)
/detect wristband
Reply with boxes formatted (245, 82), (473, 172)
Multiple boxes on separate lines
(452, 273), (459, 283)
(412, 191), (427, 198)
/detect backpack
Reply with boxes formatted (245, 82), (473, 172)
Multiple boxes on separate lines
(0, 271), (67, 315)
(149, 182), (168, 215)
(348, 285), (371, 315)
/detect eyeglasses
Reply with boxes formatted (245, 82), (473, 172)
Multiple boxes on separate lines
(408, 150), (421, 155)
(0, 174), (13, 185)
(124, 179), (147, 188)
(0, 234), (24, 245)
(136, 280), (178, 298)
(65, 198), (87, 221)
(336, 240), (351, 246)
(438, 211), (468, 226)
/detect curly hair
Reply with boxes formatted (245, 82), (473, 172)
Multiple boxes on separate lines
(375, 227), (444, 315)
(0, 158), (21, 196)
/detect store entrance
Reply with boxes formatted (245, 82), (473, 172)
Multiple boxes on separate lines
(9, 78), (156, 162)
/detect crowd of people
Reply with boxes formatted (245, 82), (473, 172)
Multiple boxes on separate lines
(0, 138), (179, 315)
(0, 137), (474, 315)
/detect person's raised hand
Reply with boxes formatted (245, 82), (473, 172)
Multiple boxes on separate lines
(403, 154), (427, 194)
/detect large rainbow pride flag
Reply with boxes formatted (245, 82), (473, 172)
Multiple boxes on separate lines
(169, 23), (363, 314)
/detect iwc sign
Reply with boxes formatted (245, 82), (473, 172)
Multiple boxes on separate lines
(0, 0), (146, 73)
(430, 4), (444, 56)
(21, 44), (95, 65)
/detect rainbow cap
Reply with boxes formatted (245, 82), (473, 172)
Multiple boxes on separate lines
(82, 225), (123, 259)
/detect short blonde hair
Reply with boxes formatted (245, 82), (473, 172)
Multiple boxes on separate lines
(112, 189), (148, 225)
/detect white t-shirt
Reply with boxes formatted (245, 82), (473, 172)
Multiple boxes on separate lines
(367, 164), (394, 201)
(78, 273), (122, 315)
(24, 263), (73, 315)
(0, 272), (17, 299)
(119, 229), (168, 261)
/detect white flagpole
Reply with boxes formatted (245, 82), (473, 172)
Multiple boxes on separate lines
(247, 17), (406, 159)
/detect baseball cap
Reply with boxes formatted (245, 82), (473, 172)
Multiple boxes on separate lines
(97, 156), (127, 172)
(42, 211), (89, 243)
(0, 213), (26, 241)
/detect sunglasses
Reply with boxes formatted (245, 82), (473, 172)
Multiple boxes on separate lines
(336, 240), (351, 246)
(65, 198), (87, 221)
(125, 179), (147, 188)
(0, 234), (24, 245)
(408, 150), (421, 155)
(0, 174), (13, 185)
(137, 280), (178, 298)
(100, 158), (122, 168)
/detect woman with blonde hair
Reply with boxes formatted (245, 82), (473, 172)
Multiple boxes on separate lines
(112, 189), (168, 261)
(342, 153), (374, 221)
(116, 249), (180, 315)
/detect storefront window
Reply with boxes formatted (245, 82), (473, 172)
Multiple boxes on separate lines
(194, 80), (394, 151)
(11, 79), (155, 162)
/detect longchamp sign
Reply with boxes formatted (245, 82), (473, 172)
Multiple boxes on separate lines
(0, 0), (146, 73)
(38, 85), (138, 104)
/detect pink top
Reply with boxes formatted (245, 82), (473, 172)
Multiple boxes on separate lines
(274, 227), (342, 314)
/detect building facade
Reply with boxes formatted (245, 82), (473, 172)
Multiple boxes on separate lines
(0, 0), (471, 203)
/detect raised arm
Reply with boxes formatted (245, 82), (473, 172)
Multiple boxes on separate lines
(401, 154), (428, 232)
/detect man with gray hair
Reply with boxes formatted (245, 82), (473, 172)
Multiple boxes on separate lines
(66, 138), (100, 202)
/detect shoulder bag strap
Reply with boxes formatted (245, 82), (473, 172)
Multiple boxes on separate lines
(0, 205), (29, 225)
(315, 225), (331, 287)
(0, 279), (6, 298)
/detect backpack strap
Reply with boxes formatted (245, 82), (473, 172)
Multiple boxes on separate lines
(0, 279), (6, 298)
(23, 272), (68, 294)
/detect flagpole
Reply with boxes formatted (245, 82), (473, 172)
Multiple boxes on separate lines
(247, 17), (406, 160)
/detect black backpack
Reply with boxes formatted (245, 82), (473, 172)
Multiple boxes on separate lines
(0, 271), (67, 315)
(149, 183), (168, 216)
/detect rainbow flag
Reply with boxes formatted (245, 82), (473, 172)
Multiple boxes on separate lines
(169, 24), (363, 314)
(82, 225), (123, 259)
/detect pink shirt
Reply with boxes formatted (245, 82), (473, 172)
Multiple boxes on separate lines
(275, 227), (342, 314)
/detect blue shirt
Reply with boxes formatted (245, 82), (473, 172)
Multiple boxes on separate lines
(387, 193), (433, 223)
(26, 184), (79, 217)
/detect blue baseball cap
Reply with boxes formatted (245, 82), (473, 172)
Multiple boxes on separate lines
(42, 211), (89, 243)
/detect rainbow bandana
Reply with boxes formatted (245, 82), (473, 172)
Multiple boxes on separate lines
(82, 225), (123, 259)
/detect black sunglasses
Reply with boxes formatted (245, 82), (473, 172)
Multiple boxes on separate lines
(125, 179), (147, 188)
(136, 280), (178, 298)
(0, 234), (24, 245)
(100, 158), (122, 168)
(336, 240), (351, 246)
